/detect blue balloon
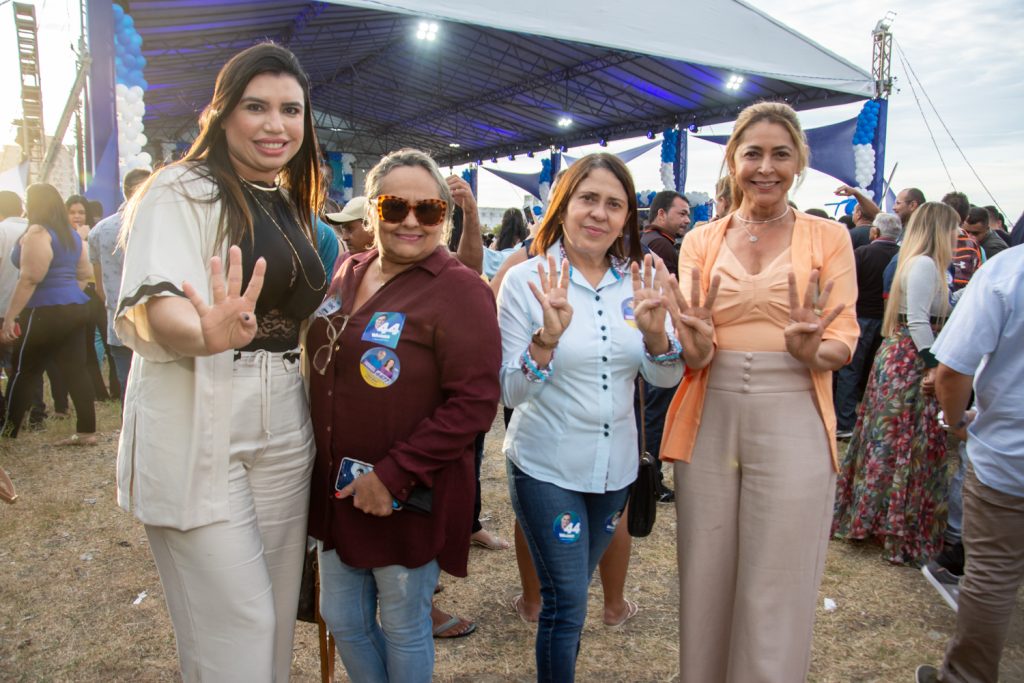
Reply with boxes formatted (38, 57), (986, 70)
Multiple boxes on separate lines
(112, 3), (124, 16)
(131, 33), (143, 50)
(139, 78), (148, 91)
(122, 15), (134, 29)
(137, 55), (147, 69)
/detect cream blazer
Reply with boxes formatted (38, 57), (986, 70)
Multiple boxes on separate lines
(114, 164), (235, 530)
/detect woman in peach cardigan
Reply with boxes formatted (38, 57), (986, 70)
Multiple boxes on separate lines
(661, 101), (858, 682)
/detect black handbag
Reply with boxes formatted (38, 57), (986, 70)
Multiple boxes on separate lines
(627, 379), (659, 538)
(296, 541), (318, 623)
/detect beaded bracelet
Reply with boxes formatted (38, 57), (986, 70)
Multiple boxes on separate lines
(520, 347), (554, 383)
(644, 335), (683, 364)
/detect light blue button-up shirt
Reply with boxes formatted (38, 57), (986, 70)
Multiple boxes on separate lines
(497, 240), (683, 493)
(932, 247), (1024, 498)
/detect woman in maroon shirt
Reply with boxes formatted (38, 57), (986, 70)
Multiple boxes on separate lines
(307, 148), (501, 682)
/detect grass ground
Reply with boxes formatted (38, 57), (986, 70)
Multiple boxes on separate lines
(1, 401), (1021, 682)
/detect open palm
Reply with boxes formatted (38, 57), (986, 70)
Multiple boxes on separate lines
(527, 255), (573, 342)
(181, 245), (266, 355)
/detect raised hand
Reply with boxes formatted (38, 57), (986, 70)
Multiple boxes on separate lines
(182, 245), (266, 355)
(631, 254), (670, 343)
(527, 255), (573, 344)
(664, 266), (719, 368)
(784, 269), (845, 367)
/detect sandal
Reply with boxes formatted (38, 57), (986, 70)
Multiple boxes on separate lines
(470, 529), (510, 550)
(0, 468), (17, 504)
(603, 599), (639, 628)
(55, 434), (98, 447)
(509, 593), (538, 624)
(431, 609), (476, 639)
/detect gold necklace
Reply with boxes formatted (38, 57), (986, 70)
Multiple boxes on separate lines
(241, 183), (327, 291)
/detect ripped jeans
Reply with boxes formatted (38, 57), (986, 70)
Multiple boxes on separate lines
(317, 544), (440, 683)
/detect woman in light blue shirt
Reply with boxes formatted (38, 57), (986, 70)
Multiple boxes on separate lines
(497, 153), (683, 682)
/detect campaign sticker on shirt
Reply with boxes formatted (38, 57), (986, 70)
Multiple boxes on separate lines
(315, 294), (341, 318)
(553, 511), (582, 544)
(621, 298), (637, 329)
(361, 312), (406, 349)
(604, 510), (623, 535)
(359, 347), (401, 388)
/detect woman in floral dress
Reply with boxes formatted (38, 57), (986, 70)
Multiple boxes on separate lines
(832, 202), (961, 565)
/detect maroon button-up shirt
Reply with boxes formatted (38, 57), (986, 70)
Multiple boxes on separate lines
(307, 247), (501, 577)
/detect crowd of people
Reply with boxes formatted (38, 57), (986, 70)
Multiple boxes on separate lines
(0, 41), (1021, 683)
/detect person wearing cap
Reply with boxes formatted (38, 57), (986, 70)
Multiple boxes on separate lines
(325, 196), (372, 259)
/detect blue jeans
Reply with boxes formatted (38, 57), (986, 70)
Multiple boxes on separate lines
(834, 317), (883, 431)
(317, 545), (439, 683)
(109, 344), (133, 404)
(946, 442), (967, 544)
(507, 460), (629, 683)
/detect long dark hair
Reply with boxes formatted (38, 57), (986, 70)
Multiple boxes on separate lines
(133, 42), (323, 247)
(495, 208), (527, 250)
(28, 183), (75, 250)
(531, 153), (642, 263)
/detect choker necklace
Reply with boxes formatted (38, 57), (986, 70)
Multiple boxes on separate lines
(734, 206), (791, 243)
(239, 175), (281, 191)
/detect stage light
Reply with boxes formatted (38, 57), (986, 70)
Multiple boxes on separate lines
(646, 130), (655, 139)
(687, 122), (699, 133)
(476, 159), (483, 165)
(490, 155), (498, 163)
(526, 150), (534, 158)
(448, 142), (460, 148)
(725, 74), (744, 91)
(559, 144), (568, 153)
(416, 21), (439, 41)
(508, 153), (516, 161)
(599, 138), (607, 147)
(557, 117), (573, 128)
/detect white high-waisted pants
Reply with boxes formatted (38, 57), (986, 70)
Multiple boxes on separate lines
(145, 350), (314, 682)
(674, 351), (836, 683)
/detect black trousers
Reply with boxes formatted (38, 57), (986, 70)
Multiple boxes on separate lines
(3, 303), (96, 437)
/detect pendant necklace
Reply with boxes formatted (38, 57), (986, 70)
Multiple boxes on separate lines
(733, 206), (791, 242)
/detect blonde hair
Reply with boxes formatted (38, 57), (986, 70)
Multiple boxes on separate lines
(363, 148), (454, 246)
(882, 202), (959, 337)
(719, 101), (810, 206)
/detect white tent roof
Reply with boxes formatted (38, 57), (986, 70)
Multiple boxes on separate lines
(331, 0), (874, 97)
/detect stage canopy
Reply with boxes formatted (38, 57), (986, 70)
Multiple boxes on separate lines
(116, 0), (875, 167)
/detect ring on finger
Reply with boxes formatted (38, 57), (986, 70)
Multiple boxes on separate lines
(813, 307), (824, 317)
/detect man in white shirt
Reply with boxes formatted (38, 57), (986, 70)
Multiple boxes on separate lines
(916, 247), (1024, 683)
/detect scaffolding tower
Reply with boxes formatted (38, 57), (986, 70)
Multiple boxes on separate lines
(13, 2), (46, 182)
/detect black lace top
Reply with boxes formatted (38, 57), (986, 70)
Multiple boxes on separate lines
(238, 182), (328, 351)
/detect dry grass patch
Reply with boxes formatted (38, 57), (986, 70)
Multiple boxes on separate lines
(1, 404), (1021, 681)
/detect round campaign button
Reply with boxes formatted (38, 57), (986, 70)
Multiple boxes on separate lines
(359, 347), (401, 388)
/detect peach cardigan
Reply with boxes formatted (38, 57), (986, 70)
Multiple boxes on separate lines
(661, 211), (859, 470)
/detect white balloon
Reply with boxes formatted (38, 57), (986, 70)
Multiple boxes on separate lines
(136, 152), (152, 167)
(129, 85), (144, 102)
(132, 100), (146, 118)
(135, 132), (148, 148)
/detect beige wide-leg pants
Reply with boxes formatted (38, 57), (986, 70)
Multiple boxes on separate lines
(145, 351), (314, 683)
(674, 351), (836, 683)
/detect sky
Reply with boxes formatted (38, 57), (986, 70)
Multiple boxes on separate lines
(1, 0), (1022, 224)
